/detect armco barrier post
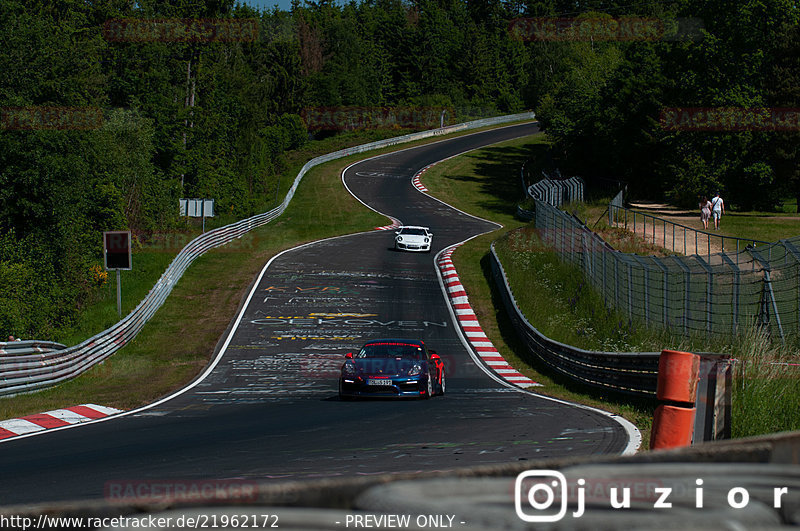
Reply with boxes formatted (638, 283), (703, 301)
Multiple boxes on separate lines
(693, 354), (732, 443)
(650, 349), (700, 450)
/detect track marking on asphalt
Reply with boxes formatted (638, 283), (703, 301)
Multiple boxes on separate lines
(0, 405), (122, 441)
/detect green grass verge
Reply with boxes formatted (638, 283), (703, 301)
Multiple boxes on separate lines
(713, 210), (800, 244)
(730, 326), (800, 438)
(419, 133), (656, 447)
(0, 119), (535, 420)
(56, 251), (177, 346)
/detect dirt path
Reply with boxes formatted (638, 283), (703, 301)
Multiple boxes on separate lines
(614, 206), (728, 257)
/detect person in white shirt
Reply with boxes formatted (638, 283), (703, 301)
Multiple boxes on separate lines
(711, 192), (725, 230)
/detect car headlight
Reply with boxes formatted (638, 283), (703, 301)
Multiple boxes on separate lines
(424, 238), (429, 243)
(396, 236), (403, 242)
(407, 364), (422, 376)
(342, 362), (356, 376)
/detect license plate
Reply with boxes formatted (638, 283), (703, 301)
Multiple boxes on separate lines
(368, 379), (393, 386)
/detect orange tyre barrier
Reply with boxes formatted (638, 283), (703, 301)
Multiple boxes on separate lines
(650, 404), (697, 449)
(656, 350), (700, 403)
(650, 350), (701, 450)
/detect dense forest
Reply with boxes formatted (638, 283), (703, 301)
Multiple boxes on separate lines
(0, 0), (797, 338)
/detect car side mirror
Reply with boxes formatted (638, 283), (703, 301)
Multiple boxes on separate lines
(345, 352), (353, 359)
(430, 353), (440, 361)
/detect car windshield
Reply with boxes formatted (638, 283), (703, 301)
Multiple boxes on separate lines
(399, 228), (426, 236)
(357, 342), (424, 359)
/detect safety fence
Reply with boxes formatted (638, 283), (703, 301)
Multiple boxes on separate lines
(536, 199), (800, 341)
(489, 243), (660, 397)
(527, 171), (584, 207)
(489, 242), (731, 442)
(0, 112), (536, 397)
(608, 188), (624, 224)
(609, 203), (772, 265)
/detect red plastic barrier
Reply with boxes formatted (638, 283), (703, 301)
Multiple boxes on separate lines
(656, 350), (700, 403)
(650, 350), (701, 450)
(650, 404), (696, 449)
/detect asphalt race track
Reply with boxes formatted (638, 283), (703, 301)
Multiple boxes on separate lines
(0, 122), (632, 506)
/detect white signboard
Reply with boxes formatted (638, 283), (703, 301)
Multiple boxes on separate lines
(179, 198), (214, 218)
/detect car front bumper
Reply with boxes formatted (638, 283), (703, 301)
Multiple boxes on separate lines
(339, 376), (429, 398)
(395, 241), (431, 252)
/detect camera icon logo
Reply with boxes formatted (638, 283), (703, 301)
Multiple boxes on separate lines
(515, 470), (568, 522)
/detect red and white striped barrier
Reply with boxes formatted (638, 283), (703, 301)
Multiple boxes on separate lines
(0, 404), (121, 441)
(374, 216), (402, 231)
(412, 165), (432, 192)
(437, 246), (538, 388)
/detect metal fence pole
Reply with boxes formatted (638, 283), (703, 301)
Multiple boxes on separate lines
(720, 252), (740, 335)
(627, 260), (633, 320)
(615, 257), (620, 309)
(782, 240), (800, 335)
(570, 217), (575, 264)
(632, 255), (650, 323)
(653, 216), (656, 246)
(673, 256), (691, 335)
(655, 260), (670, 327)
(602, 240), (607, 304)
(750, 248), (786, 343)
(696, 255), (714, 335)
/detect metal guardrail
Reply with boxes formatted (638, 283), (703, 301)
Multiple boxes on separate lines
(0, 340), (65, 357)
(0, 112), (536, 397)
(489, 242), (660, 397)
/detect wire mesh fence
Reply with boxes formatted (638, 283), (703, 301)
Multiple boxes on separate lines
(536, 199), (800, 341)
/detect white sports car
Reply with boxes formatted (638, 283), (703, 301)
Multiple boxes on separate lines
(394, 226), (433, 252)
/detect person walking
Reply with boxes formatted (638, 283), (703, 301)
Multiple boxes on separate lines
(711, 192), (725, 230)
(700, 196), (712, 230)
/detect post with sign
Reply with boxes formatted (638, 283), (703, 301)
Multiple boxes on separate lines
(103, 231), (132, 317)
(179, 198), (215, 232)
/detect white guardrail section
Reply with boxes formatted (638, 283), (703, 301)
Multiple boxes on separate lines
(0, 113), (536, 397)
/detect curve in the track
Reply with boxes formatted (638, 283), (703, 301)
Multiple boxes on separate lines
(0, 122), (633, 507)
